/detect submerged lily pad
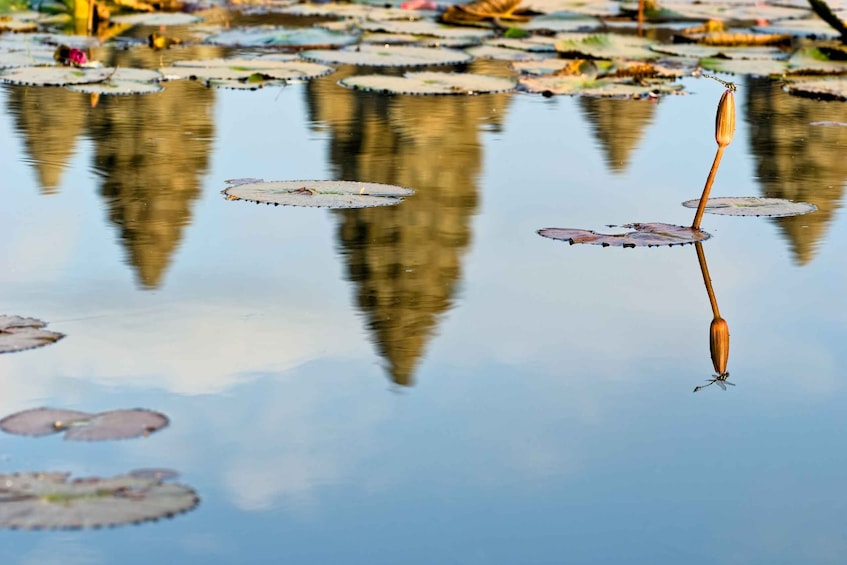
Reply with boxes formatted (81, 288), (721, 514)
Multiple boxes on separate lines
(205, 26), (358, 48)
(301, 44), (473, 67)
(681, 197), (818, 217)
(0, 408), (169, 440)
(160, 58), (333, 81)
(0, 316), (64, 354)
(222, 180), (415, 208)
(0, 471), (198, 530)
(0, 66), (115, 86)
(339, 71), (517, 94)
(538, 223), (710, 247)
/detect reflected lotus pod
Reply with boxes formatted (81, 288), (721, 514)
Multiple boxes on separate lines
(0, 471), (199, 530)
(681, 197), (818, 217)
(222, 180), (414, 208)
(538, 223), (710, 247)
(0, 66), (116, 86)
(339, 71), (517, 95)
(710, 317), (729, 376)
(0, 408), (169, 441)
(301, 45), (473, 67)
(0, 316), (64, 354)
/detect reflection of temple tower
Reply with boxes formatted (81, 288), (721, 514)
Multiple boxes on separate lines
(87, 46), (220, 289)
(7, 86), (88, 194)
(746, 77), (846, 265)
(306, 64), (511, 385)
(578, 97), (655, 174)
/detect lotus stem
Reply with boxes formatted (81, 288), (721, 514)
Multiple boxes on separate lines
(695, 241), (720, 319)
(691, 145), (725, 230)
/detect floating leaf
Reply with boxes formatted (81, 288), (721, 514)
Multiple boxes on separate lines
(0, 66), (116, 86)
(0, 49), (55, 69)
(784, 77), (847, 99)
(339, 71), (517, 95)
(65, 68), (164, 95)
(787, 47), (847, 75)
(753, 17), (843, 39)
(441, 0), (530, 25)
(555, 33), (659, 60)
(160, 58), (333, 81)
(0, 316), (64, 354)
(538, 223), (711, 247)
(650, 44), (788, 60)
(520, 74), (684, 97)
(109, 13), (202, 26)
(0, 471), (198, 530)
(205, 26), (358, 48)
(301, 44), (473, 67)
(465, 45), (548, 61)
(699, 57), (788, 77)
(280, 3), (413, 20)
(519, 13), (600, 33)
(222, 180), (414, 208)
(359, 19), (495, 41)
(0, 408), (169, 441)
(681, 197), (818, 217)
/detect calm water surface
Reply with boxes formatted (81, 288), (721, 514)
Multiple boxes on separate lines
(2, 52), (847, 564)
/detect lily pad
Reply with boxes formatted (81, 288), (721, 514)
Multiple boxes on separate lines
(538, 223), (711, 247)
(784, 76), (847, 99)
(699, 56), (789, 76)
(300, 44), (473, 67)
(280, 3), (413, 20)
(787, 47), (847, 75)
(0, 66), (115, 86)
(359, 19), (495, 41)
(109, 12), (202, 26)
(222, 180), (415, 208)
(520, 74), (684, 97)
(65, 68), (164, 95)
(0, 471), (198, 530)
(0, 408), (169, 441)
(681, 197), (818, 217)
(160, 58), (333, 81)
(205, 26), (358, 48)
(0, 316), (64, 354)
(555, 33), (659, 60)
(339, 71), (517, 94)
(650, 43), (788, 60)
(465, 45), (548, 61)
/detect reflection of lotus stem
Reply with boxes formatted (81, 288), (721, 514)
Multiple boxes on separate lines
(691, 145), (725, 230)
(695, 241), (720, 319)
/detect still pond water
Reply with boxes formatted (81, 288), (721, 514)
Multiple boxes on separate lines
(2, 43), (847, 564)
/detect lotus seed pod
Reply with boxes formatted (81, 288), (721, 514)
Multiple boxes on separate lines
(715, 89), (736, 148)
(710, 316), (730, 376)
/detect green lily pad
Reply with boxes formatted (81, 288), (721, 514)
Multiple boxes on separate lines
(0, 407), (169, 440)
(222, 180), (415, 208)
(301, 44), (473, 67)
(65, 68), (164, 95)
(359, 19), (495, 41)
(787, 47), (847, 75)
(484, 36), (559, 53)
(519, 74), (684, 97)
(110, 12), (202, 26)
(555, 33), (659, 60)
(339, 71), (517, 94)
(681, 197), (818, 217)
(0, 471), (198, 529)
(205, 26), (359, 48)
(699, 56), (789, 76)
(538, 223), (711, 247)
(522, 0), (619, 17)
(0, 65), (115, 86)
(360, 32), (472, 48)
(160, 58), (333, 81)
(753, 17), (843, 39)
(518, 13), (600, 33)
(465, 45), (548, 61)
(651, 44), (788, 60)
(280, 2), (413, 20)
(0, 316), (64, 354)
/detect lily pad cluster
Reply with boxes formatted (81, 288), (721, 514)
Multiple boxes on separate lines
(0, 407), (169, 440)
(0, 315), (63, 354)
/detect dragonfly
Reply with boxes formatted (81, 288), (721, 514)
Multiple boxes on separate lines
(693, 372), (735, 393)
(702, 73), (737, 92)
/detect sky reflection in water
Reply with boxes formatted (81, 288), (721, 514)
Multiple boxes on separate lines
(1, 68), (847, 564)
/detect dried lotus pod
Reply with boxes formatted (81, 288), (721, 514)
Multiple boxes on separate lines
(715, 89), (736, 148)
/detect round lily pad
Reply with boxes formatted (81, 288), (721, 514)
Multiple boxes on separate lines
(681, 197), (818, 217)
(0, 49), (56, 69)
(160, 58), (333, 81)
(0, 408), (90, 436)
(0, 66), (116, 86)
(205, 26), (358, 48)
(65, 68), (164, 95)
(0, 407), (169, 441)
(465, 45), (548, 61)
(699, 57), (788, 77)
(339, 71), (517, 95)
(520, 74), (684, 98)
(222, 180), (414, 208)
(650, 44), (788, 60)
(280, 3), (412, 20)
(538, 223), (711, 247)
(110, 12), (202, 26)
(300, 44), (473, 67)
(784, 77), (847, 100)
(359, 19), (495, 41)
(555, 33), (659, 60)
(0, 316), (64, 354)
(0, 471), (199, 530)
